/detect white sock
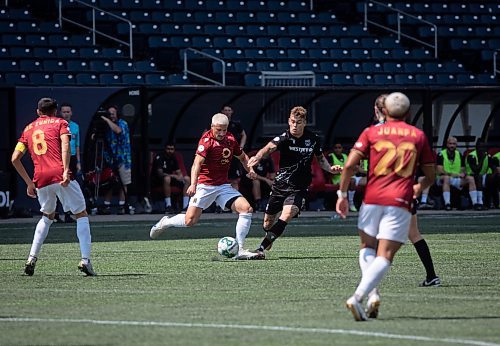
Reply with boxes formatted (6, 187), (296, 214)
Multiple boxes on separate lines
(183, 196), (189, 209)
(469, 190), (478, 204)
(119, 200), (125, 206)
(421, 194), (428, 204)
(443, 192), (451, 204)
(354, 256), (391, 300)
(167, 213), (187, 227)
(359, 247), (376, 276)
(164, 197), (172, 207)
(29, 216), (53, 258)
(76, 217), (92, 259)
(348, 190), (355, 206)
(235, 212), (252, 250)
(477, 191), (483, 204)
(104, 201), (111, 206)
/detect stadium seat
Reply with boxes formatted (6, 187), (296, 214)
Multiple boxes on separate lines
(145, 73), (168, 85)
(76, 73), (99, 85)
(99, 73), (123, 85)
(122, 73), (145, 85)
(52, 73), (77, 85)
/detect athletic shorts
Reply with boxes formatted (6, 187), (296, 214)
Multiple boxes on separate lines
(265, 188), (306, 215)
(436, 176), (462, 189)
(118, 164), (132, 185)
(37, 180), (86, 215)
(357, 203), (411, 244)
(189, 183), (241, 211)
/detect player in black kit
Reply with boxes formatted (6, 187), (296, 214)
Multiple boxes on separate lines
(247, 106), (341, 257)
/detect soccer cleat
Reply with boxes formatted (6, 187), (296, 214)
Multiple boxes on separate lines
(78, 260), (97, 276)
(150, 216), (171, 239)
(24, 257), (37, 276)
(164, 206), (174, 214)
(366, 293), (381, 319)
(233, 249), (265, 260)
(418, 203), (434, 210)
(346, 296), (368, 321)
(420, 276), (441, 287)
(444, 204), (452, 211)
(349, 205), (358, 212)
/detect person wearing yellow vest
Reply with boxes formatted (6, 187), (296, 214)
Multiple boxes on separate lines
(492, 151), (500, 208)
(436, 136), (476, 211)
(465, 141), (495, 210)
(329, 143), (357, 212)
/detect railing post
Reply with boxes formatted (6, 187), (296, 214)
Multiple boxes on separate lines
(58, 0), (62, 27)
(92, 8), (96, 45)
(129, 23), (133, 59)
(494, 51), (498, 77)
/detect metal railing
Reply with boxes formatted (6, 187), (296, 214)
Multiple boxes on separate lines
(58, 0), (133, 59)
(183, 48), (226, 86)
(364, 0), (438, 58)
(494, 50), (500, 77)
(261, 71), (316, 87)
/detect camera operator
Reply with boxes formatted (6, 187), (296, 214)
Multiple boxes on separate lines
(100, 105), (132, 215)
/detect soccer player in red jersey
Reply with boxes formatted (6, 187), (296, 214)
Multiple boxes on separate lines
(336, 92), (436, 321)
(11, 98), (96, 276)
(150, 113), (263, 260)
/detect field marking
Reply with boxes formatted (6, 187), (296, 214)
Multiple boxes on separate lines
(0, 317), (498, 346)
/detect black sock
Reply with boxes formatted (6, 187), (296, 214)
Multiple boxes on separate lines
(414, 239), (437, 280)
(258, 219), (288, 251)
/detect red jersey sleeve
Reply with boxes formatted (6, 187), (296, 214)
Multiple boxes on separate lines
(233, 141), (243, 157)
(196, 133), (210, 158)
(353, 127), (371, 157)
(60, 119), (71, 137)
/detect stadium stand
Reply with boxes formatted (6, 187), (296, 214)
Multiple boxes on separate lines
(0, 1), (498, 86)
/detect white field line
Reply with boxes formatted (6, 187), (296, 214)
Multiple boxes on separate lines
(0, 317), (498, 346)
(1, 289), (499, 302)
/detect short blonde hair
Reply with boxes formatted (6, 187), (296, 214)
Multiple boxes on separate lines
(290, 106), (307, 119)
(384, 92), (410, 118)
(211, 113), (229, 126)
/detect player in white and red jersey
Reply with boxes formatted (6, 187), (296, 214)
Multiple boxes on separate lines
(150, 113), (263, 260)
(11, 97), (96, 276)
(336, 92), (435, 321)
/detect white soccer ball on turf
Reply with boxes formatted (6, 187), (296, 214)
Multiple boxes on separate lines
(217, 236), (239, 258)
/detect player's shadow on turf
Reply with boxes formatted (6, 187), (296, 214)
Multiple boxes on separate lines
(275, 256), (350, 260)
(94, 273), (153, 277)
(387, 316), (500, 321)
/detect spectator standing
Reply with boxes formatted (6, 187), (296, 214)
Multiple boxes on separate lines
(152, 142), (190, 213)
(101, 105), (132, 214)
(221, 105), (247, 190)
(336, 92), (435, 321)
(329, 143), (358, 212)
(11, 97), (96, 276)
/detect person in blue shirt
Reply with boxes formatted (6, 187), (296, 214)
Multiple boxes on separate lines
(60, 103), (81, 175)
(101, 105), (132, 214)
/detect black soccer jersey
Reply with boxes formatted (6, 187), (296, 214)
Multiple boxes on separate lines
(272, 128), (323, 191)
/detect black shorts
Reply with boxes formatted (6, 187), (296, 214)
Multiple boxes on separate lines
(265, 188), (306, 215)
(228, 158), (242, 180)
(411, 199), (418, 215)
(171, 178), (185, 188)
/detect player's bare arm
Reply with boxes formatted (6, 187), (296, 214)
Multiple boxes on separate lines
(60, 134), (71, 186)
(248, 142), (277, 167)
(336, 150), (363, 218)
(236, 152), (257, 180)
(187, 154), (204, 196)
(11, 145), (37, 198)
(317, 154), (342, 174)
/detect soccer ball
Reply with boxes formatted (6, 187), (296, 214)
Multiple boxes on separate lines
(217, 236), (239, 258)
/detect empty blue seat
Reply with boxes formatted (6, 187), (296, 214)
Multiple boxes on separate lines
(167, 73), (190, 85)
(341, 62), (362, 72)
(43, 60), (66, 71)
(331, 74), (354, 85)
(436, 74), (457, 85)
(122, 73), (145, 85)
(67, 60), (89, 71)
(5, 72), (30, 85)
(90, 60), (113, 71)
(29, 73), (52, 85)
(244, 73), (261, 86)
(362, 62), (383, 73)
(415, 74), (437, 84)
(10, 47), (33, 57)
(373, 74), (395, 84)
(113, 60), (135, 71)
(99, 73), (123, 85)
(76, 73), (99, 85)
(319, 62), (341, 72)
(145, 73), (168, 85)
(276, 61), (298, 71)
(277, 37), (299, 48)
(394, 74), (417, 85)
(255, 61), (277, 71)
(0, 59), (18, 71)
(20, 59), (43, 71)
(353, 74), (374, 85)
(135, 60), (157, 72)
(52, 73), (77, 85)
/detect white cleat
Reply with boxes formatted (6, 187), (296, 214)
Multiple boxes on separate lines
(150, 216), (171, 239)
(233, 249), (265, 260)
(346, 296), (368, 321)
(366, 293), (381, 319)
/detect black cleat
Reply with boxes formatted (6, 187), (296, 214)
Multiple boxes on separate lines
(24, 257), (37, 276)
(420, 277), (441, 287)
(78, 260), (97, 276)
(444, 204), (452, 211)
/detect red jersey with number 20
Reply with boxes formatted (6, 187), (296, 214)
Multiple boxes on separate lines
(18, 116), (70, 188)
(353, 120), (434, 211)
(195, 130), (242, 186)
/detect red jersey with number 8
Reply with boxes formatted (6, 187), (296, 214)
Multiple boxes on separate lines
(18, 116), (70, 188)
(352, 120), (434, 210)
(195, 130), (242, 186)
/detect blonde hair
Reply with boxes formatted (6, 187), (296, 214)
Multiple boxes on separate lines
(211, 113), (229, 126)
(290, 106), (307, 119)
(384, 92), (410, 118)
